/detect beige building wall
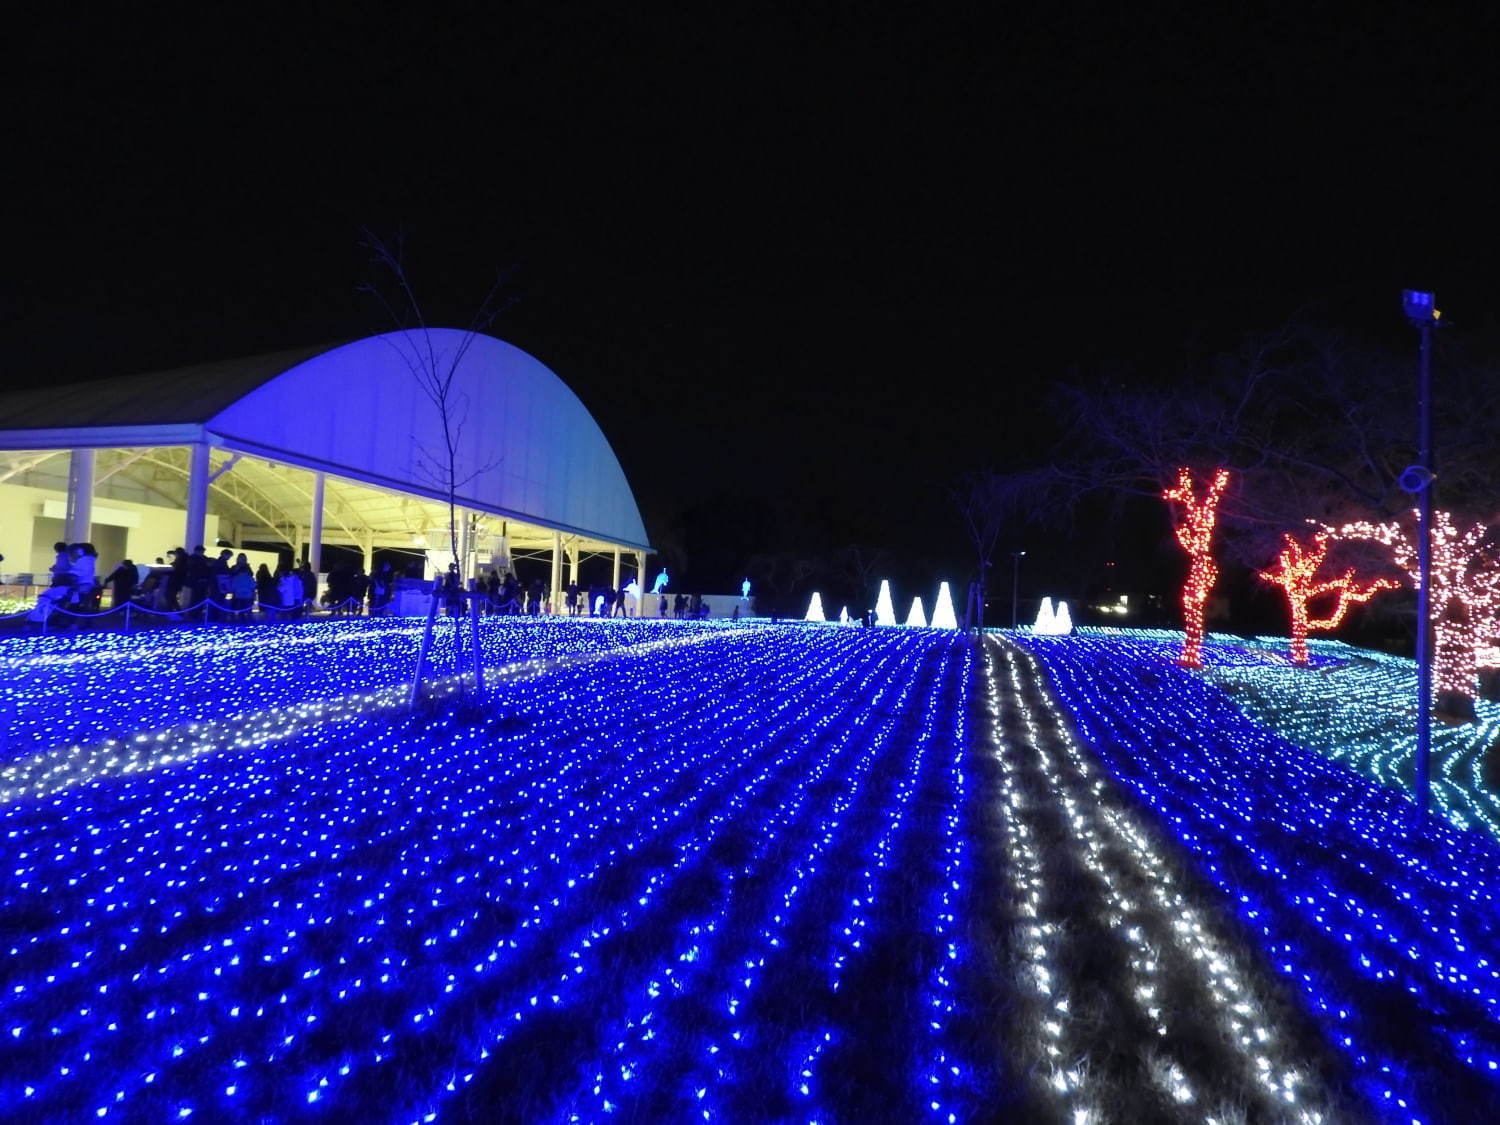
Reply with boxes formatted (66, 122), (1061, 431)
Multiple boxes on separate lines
(0, 481), (219, 580)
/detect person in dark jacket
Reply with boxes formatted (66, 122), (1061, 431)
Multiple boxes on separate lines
(164, 548), (188, 610)
(106, 559), (137, 609)
(186, 546), (214, 609)
(298, 561), (317, 605)
(255, 563), (278, 609)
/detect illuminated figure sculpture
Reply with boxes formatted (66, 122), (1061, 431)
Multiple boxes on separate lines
(652, 570), (669, 595)
(1031, 597), (1074, 636)
(741, 578), (751, 600)
(1054, 600), (1073, 633)
(1163, 467), (1230, 668)
(930, 582), (958, 630)
(624, 579), (642, 617)
(1334, 509), (1500, 717)
(1033, 597), (1055, 633)
(839, 606), (850, 626)
(1258, 532), (1395, 666)
(805, 592), (826, 622)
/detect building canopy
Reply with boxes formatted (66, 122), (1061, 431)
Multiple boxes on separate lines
(0, 330), (651, 556)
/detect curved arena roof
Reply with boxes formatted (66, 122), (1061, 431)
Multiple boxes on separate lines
(0, 330), (650, 551)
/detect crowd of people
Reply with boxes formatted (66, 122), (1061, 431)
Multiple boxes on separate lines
(22, 542), (327, 625)
(11, 543), (717, 629)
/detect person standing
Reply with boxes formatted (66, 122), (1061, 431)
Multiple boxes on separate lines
(229, 555), (255, 618)
(164, 548), (188, 610)
(298, 560), (317, 608)
(255, 563), (278, 610)
(106, 558), (138, 609)
(71, 543), (100, 611)
(186, 546), (213, 610)
(278, 567), (304, 619)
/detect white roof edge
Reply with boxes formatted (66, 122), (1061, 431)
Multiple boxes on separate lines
(0, 424), (205, 450)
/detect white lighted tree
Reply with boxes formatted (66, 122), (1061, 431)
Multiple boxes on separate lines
(1332, 510), (1500, 719)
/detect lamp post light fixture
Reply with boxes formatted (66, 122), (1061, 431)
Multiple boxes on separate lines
(1011, 550), (1026, 629)
(1402, 288), (1440, 813)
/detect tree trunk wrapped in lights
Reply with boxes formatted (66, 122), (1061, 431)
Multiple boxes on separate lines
(1163, 468), (1230, 668)
(1332, 510), (1500, 721)
(1258, 533), (1396, 666)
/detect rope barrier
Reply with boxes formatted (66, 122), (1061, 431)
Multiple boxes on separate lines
(10, 591), (373, 634)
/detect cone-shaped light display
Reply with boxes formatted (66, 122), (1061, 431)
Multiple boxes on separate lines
(905, 596), (928, 628)
(930, 582), (958, 629)
(804, 592), (826, 622)
(874, 580), (895, 626)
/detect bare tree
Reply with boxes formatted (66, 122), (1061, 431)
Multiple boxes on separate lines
(359, 230), (511, 572)
(833, 543), (893, 611)
(951, 470), (1016, 629)
(359, 231), (512, 705)
(989, 321), (1500, 566)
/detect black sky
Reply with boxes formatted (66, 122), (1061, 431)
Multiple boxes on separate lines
(6, 6), (1500, 593)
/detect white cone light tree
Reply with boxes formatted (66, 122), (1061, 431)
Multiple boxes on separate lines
(930, 582), (958, 630)
(905, 597), (928, 628)
(805, 592), (826, 623)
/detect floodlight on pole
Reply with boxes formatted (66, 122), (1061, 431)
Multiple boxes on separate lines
(1402, 288), (1440, 813)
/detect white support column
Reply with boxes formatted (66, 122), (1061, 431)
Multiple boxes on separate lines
(309, 471), (326, 575)
(635, 551), (647, 617)
(550, 530), (563, 612)
(183, 442), (211, 550)
(612, 548), (622, 591)
(64, 448), (96, 543)
(361, 529), (375, 572)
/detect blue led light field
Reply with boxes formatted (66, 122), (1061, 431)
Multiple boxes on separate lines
(9, 619), (1500, 1123)
(1017, 633), (1500, 1122)
(0, 620), (988, 1124)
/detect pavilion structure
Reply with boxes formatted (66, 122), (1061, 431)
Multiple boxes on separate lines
(0, 330), (651, 607)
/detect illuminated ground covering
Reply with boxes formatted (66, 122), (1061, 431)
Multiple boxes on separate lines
(11, 617), (1489, 1123)
(1019, 632), (1500, 1122)
(0, 620), (999, 1124)
(1197, 637), (1500, 839)
(980, 639), (1352, 1123)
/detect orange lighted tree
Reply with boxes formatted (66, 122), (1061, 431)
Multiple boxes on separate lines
(1258, 533), (1396, 665)
(1163, 467), (1230, 668)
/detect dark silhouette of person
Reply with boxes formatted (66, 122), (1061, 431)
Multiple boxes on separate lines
(106, 559), (137, 609)
(255, 563), (278, 608)
(165, 548), (189, 609)
(186, 546), (214, 609)
(298, 560), (317, 605)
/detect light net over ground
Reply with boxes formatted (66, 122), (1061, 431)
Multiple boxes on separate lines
(3, 619), (1499, 1122)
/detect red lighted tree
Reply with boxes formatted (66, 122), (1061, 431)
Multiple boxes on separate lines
(1333, 510), (1500, 720)
(1258, 532), (1396, 666)
(1163, 467), (1230, 668)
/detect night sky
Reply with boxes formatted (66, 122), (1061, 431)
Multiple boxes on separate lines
(8, 7), (1499, 603)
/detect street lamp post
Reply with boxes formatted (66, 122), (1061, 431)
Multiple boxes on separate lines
(1402, 288), (1440, 813)
(1011, 550), (1026, 629)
